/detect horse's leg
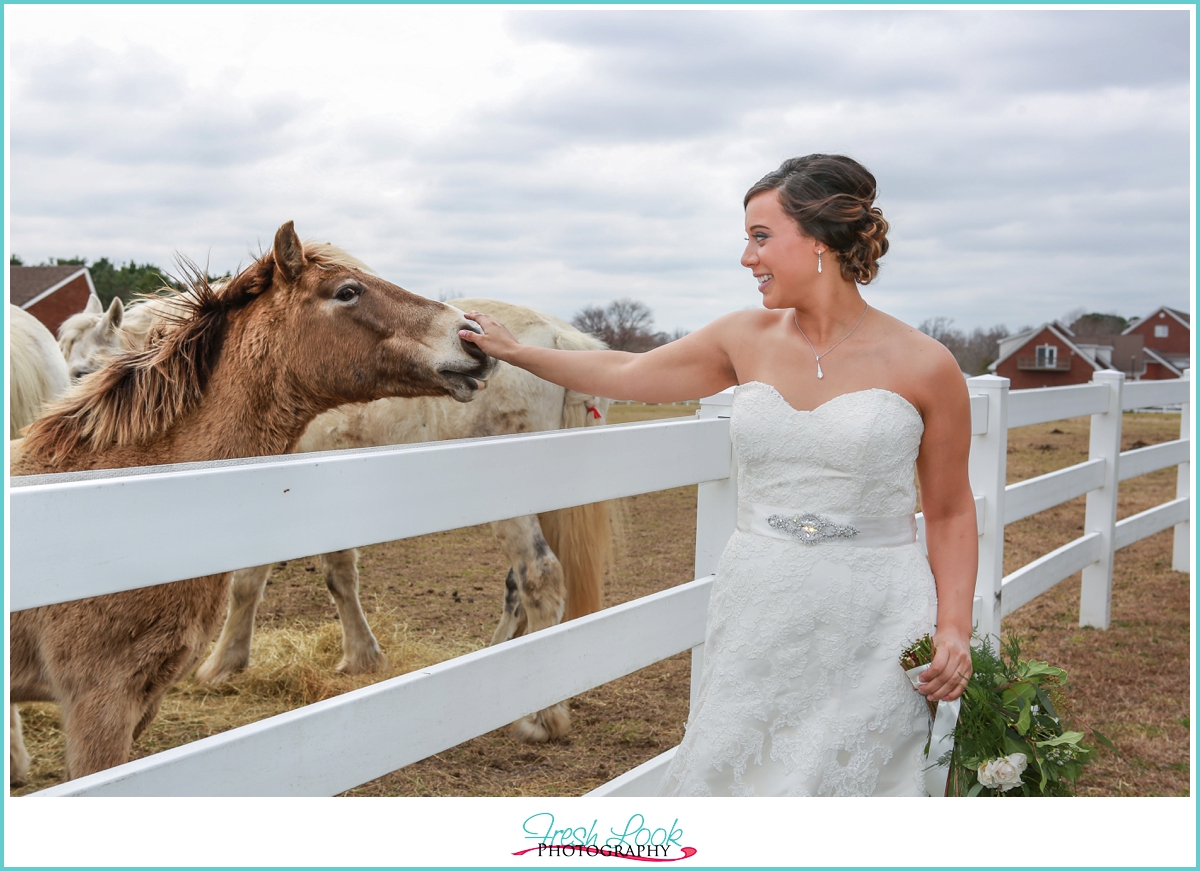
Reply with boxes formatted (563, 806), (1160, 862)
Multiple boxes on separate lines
(194, 564), (272, 684)
(489, 568), (527, 645)
(59, 687), (141, 781)
(320, 549), (388, 674)
(10, 705), (30, 787)
(488, 515), (570, 743)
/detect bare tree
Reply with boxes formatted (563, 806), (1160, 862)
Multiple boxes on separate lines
(572, 305), (613, 342)
(918, 317), (1012, 376)
(572, 298), (674, 352)
(1060, 306), (1088, 329)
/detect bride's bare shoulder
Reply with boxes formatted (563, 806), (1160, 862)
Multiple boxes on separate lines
(872, 309), (966, 395)
(710, 308), (785, 335)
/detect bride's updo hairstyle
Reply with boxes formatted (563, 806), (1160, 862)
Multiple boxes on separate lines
(744, 154), (889, 285)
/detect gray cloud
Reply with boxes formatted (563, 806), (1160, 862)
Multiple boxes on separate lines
(6, 9), (1191, 337)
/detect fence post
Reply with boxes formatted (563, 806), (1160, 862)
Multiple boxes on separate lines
(692, 388), (738, 707)
(1080, 370), (1125, 629)
(1172, 369), (1191, 573)
(966, 375), (1009, 651)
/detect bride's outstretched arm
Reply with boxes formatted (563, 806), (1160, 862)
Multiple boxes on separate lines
(913, 348), (978, 703)
(460, 310), (740, 403)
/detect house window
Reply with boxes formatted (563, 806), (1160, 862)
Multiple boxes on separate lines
(1035, 345), (1057, 367)
(1154, 325), (1169, 338)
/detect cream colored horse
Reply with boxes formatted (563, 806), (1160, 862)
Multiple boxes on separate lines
(9, 305), (70, 438)
(8, 304), (71, 781)
(61, 294), (615, 743)
(59, 292), (190, 381)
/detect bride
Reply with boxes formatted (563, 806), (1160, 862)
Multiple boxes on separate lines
(460, 155), (976, 796)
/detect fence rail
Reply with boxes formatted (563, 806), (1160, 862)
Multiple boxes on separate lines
(10, 418), (732, 612)
(8, 370), (1191, 797)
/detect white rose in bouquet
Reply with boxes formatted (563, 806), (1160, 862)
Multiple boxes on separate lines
(976, 753), (1028, 792)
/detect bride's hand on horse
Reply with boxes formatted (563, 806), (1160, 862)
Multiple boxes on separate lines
(919, 629), (973, 702)
(460, 311), (522, 362)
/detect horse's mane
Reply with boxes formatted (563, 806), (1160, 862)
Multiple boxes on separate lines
(21, 257), (274, 463)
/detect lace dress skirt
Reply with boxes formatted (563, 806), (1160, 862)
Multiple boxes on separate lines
(656, 531), (937, 796)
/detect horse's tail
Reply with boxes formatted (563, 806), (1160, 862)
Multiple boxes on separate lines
(537, 326), (619, 621)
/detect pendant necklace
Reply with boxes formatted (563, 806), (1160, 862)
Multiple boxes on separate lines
(792, 304), (869, 380)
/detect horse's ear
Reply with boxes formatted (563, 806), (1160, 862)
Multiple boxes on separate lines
(102, 296), (124, 333)
(273, 221), (305, 284)
(84, 294), (103, 315)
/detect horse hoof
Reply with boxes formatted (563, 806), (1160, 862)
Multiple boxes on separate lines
(194, 657), (245, 685)
(9, 760), (29, 789)
(335, 650), (389, 675)
(508, 702), (571, 743)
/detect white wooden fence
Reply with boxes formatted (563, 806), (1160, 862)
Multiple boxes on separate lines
(7, 371), (1191, 796)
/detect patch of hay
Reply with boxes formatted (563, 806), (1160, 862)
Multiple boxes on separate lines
(176, 614), (480, 711)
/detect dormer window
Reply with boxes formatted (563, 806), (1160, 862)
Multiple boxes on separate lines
(1036, 345), (1058, 367)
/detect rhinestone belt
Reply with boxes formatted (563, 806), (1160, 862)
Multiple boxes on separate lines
(737, 503), (918, 548)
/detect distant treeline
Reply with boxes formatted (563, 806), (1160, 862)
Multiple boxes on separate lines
(9, 254), (230, 309)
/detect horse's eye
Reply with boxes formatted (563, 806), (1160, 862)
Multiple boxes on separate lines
(334, 285), (361, 303)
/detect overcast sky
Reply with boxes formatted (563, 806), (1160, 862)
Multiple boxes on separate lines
(4, 6), (1193, 336)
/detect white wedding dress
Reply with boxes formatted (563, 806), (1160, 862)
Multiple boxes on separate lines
(657, 381), (939, 796)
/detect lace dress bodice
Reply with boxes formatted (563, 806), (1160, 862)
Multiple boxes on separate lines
(733, 382), (923, 516)
(656, 381), (939, 797)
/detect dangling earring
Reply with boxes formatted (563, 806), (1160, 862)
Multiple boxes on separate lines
(817, 250), (823, 274)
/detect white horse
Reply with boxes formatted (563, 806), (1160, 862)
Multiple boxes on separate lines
(9, 304), (71, 783)
(61, 294), (615, 742)
(58, 292), (191, 381)
(9, 305), (70, 438)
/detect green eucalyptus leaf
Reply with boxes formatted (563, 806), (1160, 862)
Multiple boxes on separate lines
(1012, 681), (1038, 702)
(1091, 729), (1119, 756)
(1016, 699), (1032, 735)
(1019, 660), (1064, 680)
(1034, 688), (1059, 719)
(1004, 734), (1030, 758)
(1037, 731), (1085, 747)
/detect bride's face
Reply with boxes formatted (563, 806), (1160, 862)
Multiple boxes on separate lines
(741, 190), (823, 309)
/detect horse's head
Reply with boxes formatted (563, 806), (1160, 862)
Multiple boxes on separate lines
(58, 295), (125, 381)
(233, 222), (492, 406)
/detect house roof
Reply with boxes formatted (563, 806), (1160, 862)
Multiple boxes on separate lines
(9, 265), (90, 308)
(1143, 347), (1185, 377)
(989, 322), (1104, 373)
(1123, 306), (1191, 335)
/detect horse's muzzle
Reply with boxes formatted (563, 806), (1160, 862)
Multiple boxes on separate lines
(458, 330), (494, 379)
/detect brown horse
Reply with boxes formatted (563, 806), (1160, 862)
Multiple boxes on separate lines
(9, 222), (491, 784)
(59, 293), (617, 744)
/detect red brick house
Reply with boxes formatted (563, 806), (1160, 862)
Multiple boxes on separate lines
(9, 265), (96, 337)
(988, 322), (1148, 389)
(1122, 306), (1189, 379)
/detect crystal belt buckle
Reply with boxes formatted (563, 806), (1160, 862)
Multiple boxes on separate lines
(766, 512), (859, 545)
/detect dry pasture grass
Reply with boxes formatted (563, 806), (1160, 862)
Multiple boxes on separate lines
(10, 404), (1190, 796)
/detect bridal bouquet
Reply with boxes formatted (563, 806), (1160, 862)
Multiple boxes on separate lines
(899, 634), (1096, 796)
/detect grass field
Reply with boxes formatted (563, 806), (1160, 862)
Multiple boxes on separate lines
(11, 401), (1190, 796)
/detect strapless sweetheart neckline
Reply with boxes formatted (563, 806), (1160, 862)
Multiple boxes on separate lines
(740, 380), (922, 421)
